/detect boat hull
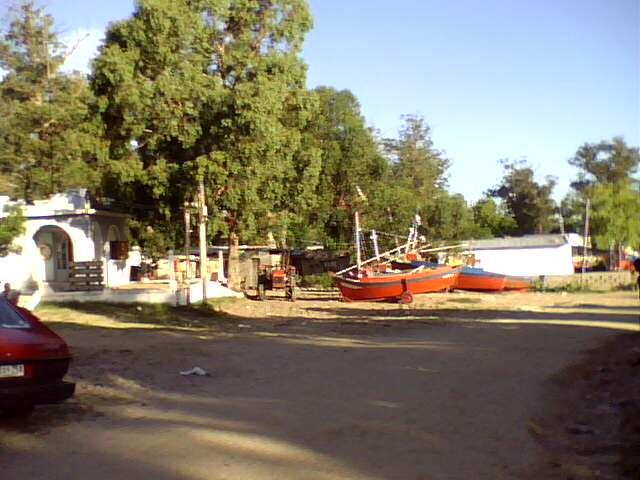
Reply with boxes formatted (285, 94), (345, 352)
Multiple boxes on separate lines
(335, 266), (458, 302)
(455, 267), (507, 292)
(504, 276), (531, 291)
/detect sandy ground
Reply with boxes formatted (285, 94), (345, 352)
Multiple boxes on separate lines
(1, 290), (638, 480)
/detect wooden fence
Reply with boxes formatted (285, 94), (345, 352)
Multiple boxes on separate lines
(68, 261), (104, 291)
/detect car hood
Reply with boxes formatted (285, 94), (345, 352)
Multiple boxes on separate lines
(0, 326), (71, 362)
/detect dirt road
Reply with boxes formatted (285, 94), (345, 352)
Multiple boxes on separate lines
(1, 291), (638, 479)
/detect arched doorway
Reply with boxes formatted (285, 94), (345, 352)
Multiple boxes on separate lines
(33, 226), (74, 285)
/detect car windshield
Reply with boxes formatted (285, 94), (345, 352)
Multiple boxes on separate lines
(0, 298), (30, 329)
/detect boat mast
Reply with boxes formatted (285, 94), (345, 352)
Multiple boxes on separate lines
(370, 230), (380, 261)
(355, 211), (362, 271)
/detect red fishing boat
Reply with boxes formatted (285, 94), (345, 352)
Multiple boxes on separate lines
(393, 262), (507, 292)
(503, 276), (531, 291)
(334, 265), (459, 303)
(455, 267), (507, 292)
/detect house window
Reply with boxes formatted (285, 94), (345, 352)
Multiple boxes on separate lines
(109, 241), (129, 260)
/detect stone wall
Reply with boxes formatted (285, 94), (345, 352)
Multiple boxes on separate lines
(540, 271), (638, 291)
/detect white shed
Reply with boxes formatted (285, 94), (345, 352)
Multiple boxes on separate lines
(464, 234), (574, 277)
(0, 190), (133, 294)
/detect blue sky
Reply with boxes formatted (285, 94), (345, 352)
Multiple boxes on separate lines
(34, 0), (640, 201)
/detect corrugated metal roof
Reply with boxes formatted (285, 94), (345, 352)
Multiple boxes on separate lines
(464, 234), (568, 251)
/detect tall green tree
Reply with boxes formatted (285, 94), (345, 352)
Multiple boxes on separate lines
(427, 192), (478, 241)
(487, 160), (557, 235)
(92, 0), (315, 288)
(0, 1), (104, 201)
(589, 180), (640, 250)
(290, 87), (387, 246)
(382, 115), (451, 239)
(385, 115), (449, 198)
(565, 137), (640, 251)
(471, 197), (517, 237)
(569, 137), (639, 192)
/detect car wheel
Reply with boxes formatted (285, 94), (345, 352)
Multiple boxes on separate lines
(2, 404), (35, 418)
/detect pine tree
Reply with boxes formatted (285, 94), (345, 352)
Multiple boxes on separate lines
(0, 1), (104, 201)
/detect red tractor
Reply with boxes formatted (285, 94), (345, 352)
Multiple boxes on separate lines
(249, 254), (297, 301)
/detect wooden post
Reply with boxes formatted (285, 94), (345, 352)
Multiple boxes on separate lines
(354, 211), (362, 271)
(184, 206), (191, 305)
(168, 250), (177, 305)
(198, 182), (208, 303)
(228, 231), (241, 291)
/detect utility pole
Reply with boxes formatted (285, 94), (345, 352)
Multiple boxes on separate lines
(198, 182), (208, 303)
(581, 199), (590, 275)
(184, 205), (191, 306)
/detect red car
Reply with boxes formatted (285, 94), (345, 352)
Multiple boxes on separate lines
(0, 297), (75, 416)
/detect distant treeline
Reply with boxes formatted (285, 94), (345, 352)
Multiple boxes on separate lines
(1, 1), (638, 272)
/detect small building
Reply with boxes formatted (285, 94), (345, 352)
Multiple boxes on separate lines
(0, 190), (133, 294)
(463, 234), (574, 277)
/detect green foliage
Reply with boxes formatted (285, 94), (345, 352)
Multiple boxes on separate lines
(361, 115), (455, 244)
(289, 87), (387, 245)
(487, 160), (557, 235)
(590, 180), (640, 250)
(569, 137), (639, 192)
(426, 192), (477, 241)
(128, 219), (173, 261)
(385, 115), (450, 230)
(92, 0), (316, 256)
(298, 273), (334, 289)
(0, 205), (25, 256)
(559, 190), (586, 234)
(0, 1), (105, 201)
(471, 197), (517, 237)
(565, 137), (640, 250)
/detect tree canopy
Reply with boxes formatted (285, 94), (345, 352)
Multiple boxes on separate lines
(564, 137), (640, 250)
(92, 0), (315, 270)
(1, 0), (638, 272)
(569, 137), (639, 192)
(0, 1), (104, 201)
(487, 160), (557, 235)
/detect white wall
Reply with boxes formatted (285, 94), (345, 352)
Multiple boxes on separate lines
(0, 216), (132, 291)
(471, 244), (574, 277)
(0, 218), (96, 291)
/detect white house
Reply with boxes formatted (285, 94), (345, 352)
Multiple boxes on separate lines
(463, 234), (574, 277)
(0, 190), (133, 294)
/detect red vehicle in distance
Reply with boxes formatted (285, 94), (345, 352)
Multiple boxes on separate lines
(0, 298), (75, 416)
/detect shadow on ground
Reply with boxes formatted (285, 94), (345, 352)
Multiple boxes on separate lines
(1, 295), (638, 479)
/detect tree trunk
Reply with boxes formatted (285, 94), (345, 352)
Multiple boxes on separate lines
(228, 231), (241, 291)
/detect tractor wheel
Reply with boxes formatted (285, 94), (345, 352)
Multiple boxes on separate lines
(258, 283), (266, 301)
